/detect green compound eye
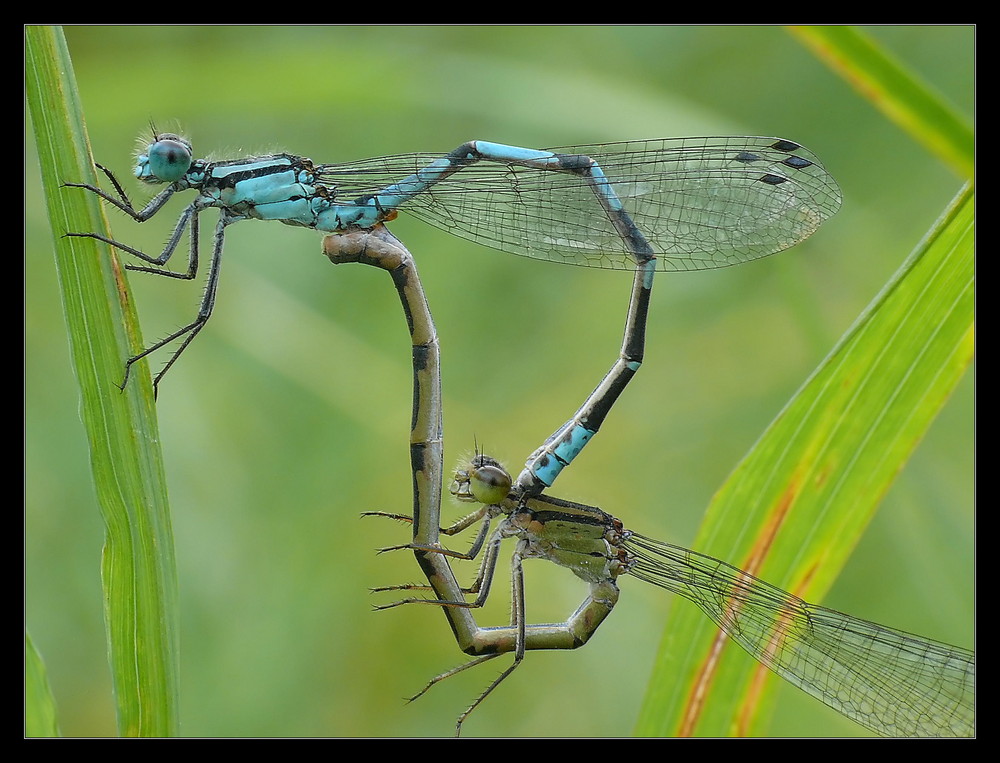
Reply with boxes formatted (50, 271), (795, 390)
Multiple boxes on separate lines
(468, 463), (512, 505)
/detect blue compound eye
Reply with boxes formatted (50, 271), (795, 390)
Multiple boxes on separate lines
(145, 135), (193, 182)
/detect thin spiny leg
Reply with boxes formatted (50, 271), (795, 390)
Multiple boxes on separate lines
(372, 526), (506, 611)
(454, 548), (527, 737)
(121, 212), (228, 395)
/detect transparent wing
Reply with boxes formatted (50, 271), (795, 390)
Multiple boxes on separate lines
(318, 137), (842, 271)
(624, 533), (975, 737)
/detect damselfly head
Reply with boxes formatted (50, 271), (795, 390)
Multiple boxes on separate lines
(450, 449), (512, 506)
(134, 130), (194, 185)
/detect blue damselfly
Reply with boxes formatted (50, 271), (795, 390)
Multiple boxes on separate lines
(68, 131), (839, 491)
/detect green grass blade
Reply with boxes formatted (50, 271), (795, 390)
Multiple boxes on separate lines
(635, 183), (973, 736)
(25, 631), (61, 737)
(25, 25), (179, 737)
(788, 26), (974, 179)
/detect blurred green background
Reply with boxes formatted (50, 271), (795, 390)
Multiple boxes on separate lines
(26, 26), (973, 737)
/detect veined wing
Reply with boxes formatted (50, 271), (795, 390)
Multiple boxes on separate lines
(624, 532), (974, 737)
(318, 137), (841, 271)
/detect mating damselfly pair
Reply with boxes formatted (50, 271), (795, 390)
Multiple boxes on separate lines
(67, 131), (972, 736)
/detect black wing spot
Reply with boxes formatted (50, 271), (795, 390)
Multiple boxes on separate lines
(759, 173), (789, 186)
(783, 156), (814, 169)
